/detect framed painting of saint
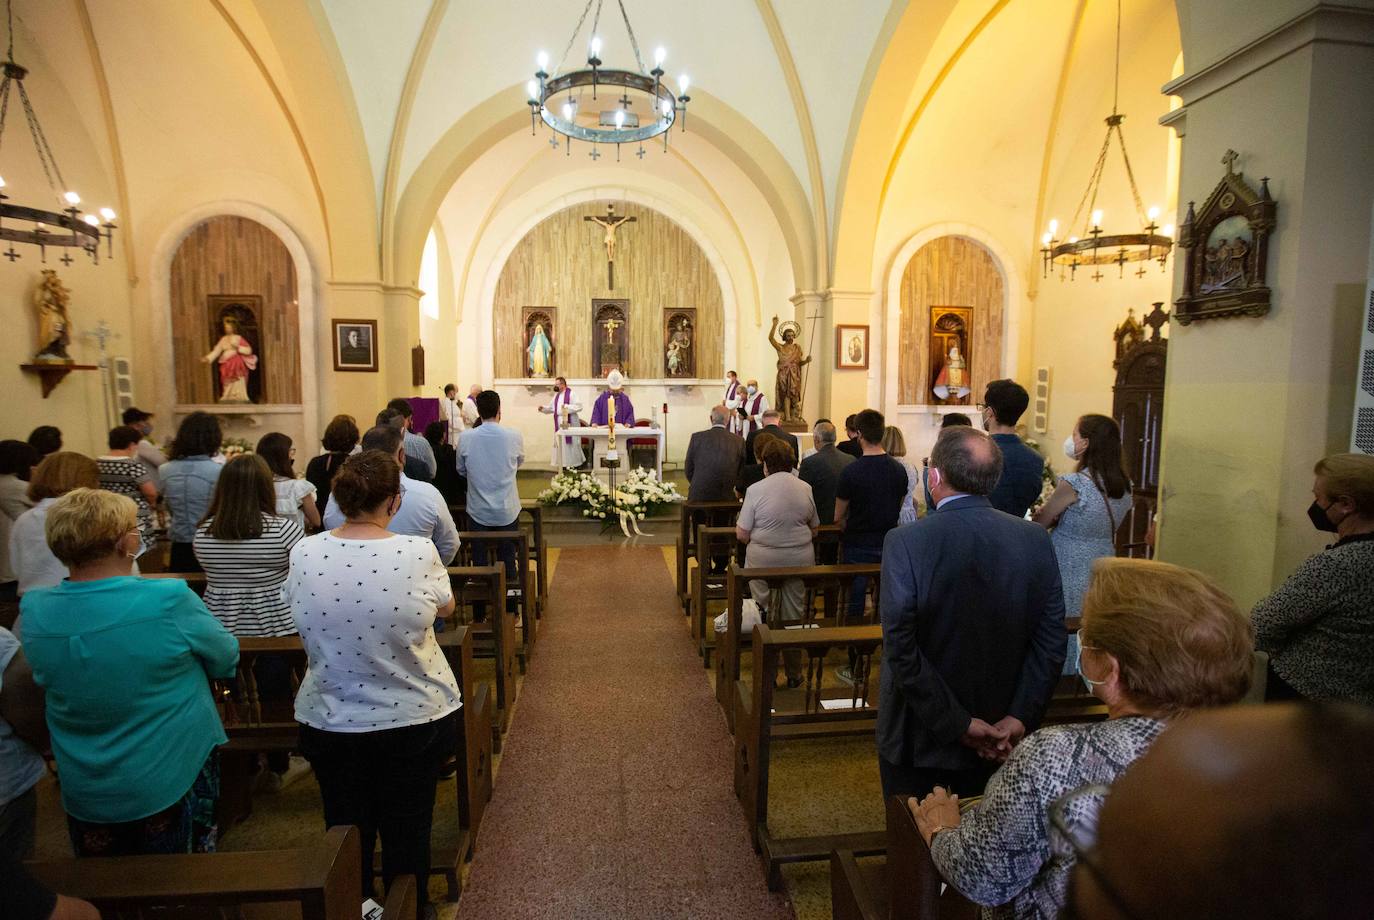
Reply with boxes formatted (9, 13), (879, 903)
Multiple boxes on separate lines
(835, 324), (869, 370)
(333, 319), (378, 372)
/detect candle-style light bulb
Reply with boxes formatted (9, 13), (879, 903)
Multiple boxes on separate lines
(614, 110), (626, 128)
(536, 50), (549, 71)
(1091, 209), (1103, 228)
(1147, 205), (1160, 221)
(83, 214), (100, 227)
(590, 36), (602, 58)
(0, 175), (7, 188)
(1068, 236), (1079, 244)
(661, 99), (672, 116)
(1041, 233), (1052, 246)
(562, 101), (575, 120)
(1048, 218), (1058, 237)
(64, 191), (80, 206)
(526, 79), (539, 100)
(654, 46), (666, 66)
(1162, 223), (1174, 239)
(99, 207), (116, 222)
(677, 74), (690, 94)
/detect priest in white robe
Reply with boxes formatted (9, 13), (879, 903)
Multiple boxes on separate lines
(723, 370), (744, 434)
(443, 383), (465, 444)
(738, 379), (769, 438)
(462, 384), (482, 427)
(539, 376), (586, 468)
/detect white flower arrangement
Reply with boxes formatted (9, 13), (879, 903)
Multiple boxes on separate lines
(538, 466), (681, 534)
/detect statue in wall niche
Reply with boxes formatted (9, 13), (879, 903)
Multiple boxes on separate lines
(203, 315), (258, 403)
(32, 270), (73, 362)
(768, 316), (811, 425)
(527, 322), (552, 378)
(932, 344), (971, 403)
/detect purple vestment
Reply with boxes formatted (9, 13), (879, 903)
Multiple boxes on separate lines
(590, 390), (636, 426)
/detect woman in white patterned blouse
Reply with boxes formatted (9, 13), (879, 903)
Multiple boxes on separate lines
(909, 558), (1254, 920)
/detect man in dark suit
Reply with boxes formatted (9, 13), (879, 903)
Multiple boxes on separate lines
(979, 379), (1046, 519)
(877, 426), (1065, 800)
(837, 414), (863, 459)
(744, 409), (799, 465)
(798, 419), (853, 524)
(684, 405), (745, 501)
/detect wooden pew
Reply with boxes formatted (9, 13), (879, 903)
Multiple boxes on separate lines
(675, 499), (740, 616)
(143, 570), (207, 595)
(454, 530), (534, 670)
(715, 562), (882, 726)
(217, 629), (493, 900)
(518, 501), (549, 621)
(26, 825), (409, 920)
(830, 796), (978, 920)
(691, 526), (744, 666)
(733, 623), (886, 888)
(446, 565), (516, 751)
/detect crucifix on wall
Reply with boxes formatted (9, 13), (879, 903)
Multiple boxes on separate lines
(585, 204), (636, 289)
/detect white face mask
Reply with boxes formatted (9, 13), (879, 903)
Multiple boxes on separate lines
(747, 385), (757, 395)
(726, 377), (735, 387)
(1063, 434), (1079, 460)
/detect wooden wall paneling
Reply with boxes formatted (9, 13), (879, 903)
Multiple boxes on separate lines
(169, 216), (300, 405)
(493, 202), (724, 380)
(897, 236), (1005, 404)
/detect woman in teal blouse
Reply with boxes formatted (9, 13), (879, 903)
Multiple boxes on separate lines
(20, 488), (239, 856)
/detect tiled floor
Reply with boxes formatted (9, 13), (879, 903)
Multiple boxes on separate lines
(455, 544), (794, 919)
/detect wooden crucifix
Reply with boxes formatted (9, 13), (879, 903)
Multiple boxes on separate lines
(585, 204), (636, 289)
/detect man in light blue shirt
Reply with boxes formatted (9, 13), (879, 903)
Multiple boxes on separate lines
(322, 426), (459, 564)
(457, 391), (524, 619)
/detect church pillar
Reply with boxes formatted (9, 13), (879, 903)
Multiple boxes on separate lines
(821, 288), (878, 422)
(1155, 4), (1374, 606)
(319, 281), (423, 422)
(789, 290), (826, 427)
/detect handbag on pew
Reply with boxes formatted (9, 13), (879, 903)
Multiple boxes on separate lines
(714, 598), (763, 634)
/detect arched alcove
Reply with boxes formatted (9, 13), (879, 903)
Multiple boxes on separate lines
(895, 235), (1006, 405)
(168, 215), (301, 405)
(491, 201), (725, 381)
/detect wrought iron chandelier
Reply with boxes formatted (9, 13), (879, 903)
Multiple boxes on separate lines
(1039, 0), (1170, 282)
(526, 0), (689, 161)
(0, 0), (116, 265)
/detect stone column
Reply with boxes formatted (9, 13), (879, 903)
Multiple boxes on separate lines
(823, 288), (878, 422)
(1155, 4), (1374, 606)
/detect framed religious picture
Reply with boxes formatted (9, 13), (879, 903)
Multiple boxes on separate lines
(835, 324), (869, 370)
(522, 307), (556, 379)
(1174, 149), (1277, 325)
(663, 308), (696, 378)
(332, 319), (378, 372)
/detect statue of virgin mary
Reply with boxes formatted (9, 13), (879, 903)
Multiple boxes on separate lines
(527, 323), (552, 378)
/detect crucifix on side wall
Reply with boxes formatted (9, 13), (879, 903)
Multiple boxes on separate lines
(585, 204), (636, 289)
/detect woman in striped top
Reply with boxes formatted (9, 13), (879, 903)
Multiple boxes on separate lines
(193, 454), (303, 637)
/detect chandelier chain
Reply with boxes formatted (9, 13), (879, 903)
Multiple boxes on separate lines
(19, 80), (67, 194)
(1113, 121), (1148, 225)
(0, 77), (10, 165)
(615, 0), (646, 73)
(1112, 0), (1121, 114)
(5, 0), (11, 63)
(1068, 127), (1113, 236)
(554, 0), (598, 75)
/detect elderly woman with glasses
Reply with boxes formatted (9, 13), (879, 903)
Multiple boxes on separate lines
(907, 557), (1253, 919)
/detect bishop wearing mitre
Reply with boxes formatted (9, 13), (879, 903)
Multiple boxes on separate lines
(590, 369), (637, 427)
(539, 375), (586, 468)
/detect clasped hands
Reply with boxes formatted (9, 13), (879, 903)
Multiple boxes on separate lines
(960, 715), (1026, 762)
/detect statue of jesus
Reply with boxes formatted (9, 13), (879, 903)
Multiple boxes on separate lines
(587, 207), (635, 263)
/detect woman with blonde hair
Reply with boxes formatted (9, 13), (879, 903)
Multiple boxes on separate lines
(19, 489), (238, 855)
(1253, 452), (1374, 704)
(881, 424), (921, 525)
(910, 557), (1253, 919)
(7, 452), (99, 598)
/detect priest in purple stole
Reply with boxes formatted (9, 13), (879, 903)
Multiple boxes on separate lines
(539, 376), (585, 468)
(590, 369), (637, 426)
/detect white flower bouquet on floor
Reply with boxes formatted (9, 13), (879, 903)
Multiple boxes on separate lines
(538, 469), (613, 520)
(539, 467), (680, 536)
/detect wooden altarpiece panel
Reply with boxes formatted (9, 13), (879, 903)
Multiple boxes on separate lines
(663, 308), (695, 378)
(522, 307), (556, 379)
(1174, 149), (1277, 325)
(1111, 303), (1169, 557)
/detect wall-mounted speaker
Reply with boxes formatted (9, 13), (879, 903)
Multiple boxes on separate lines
(112, 357), (135, 414)
(1033, 366), (1051, 434)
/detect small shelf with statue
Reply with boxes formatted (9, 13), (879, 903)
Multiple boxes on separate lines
(21, 270), (96, 398)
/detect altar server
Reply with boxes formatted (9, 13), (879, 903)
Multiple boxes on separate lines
(723, 370), (744, 435)
(590, 370), (637, 427)
(539, 376), (586, 468)
(738, 379), (769, 439)
(443, 383), (465, 445)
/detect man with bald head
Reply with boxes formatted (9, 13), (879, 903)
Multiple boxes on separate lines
(877, 425), (1064, 800)
(684, 405), (745, 502)
(1066, 702), (1374, 919)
